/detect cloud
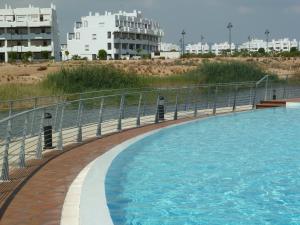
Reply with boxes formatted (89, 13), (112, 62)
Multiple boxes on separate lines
(237, 6), (254, 15)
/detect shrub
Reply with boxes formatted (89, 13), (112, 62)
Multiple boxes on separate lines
(98, 49), (107, 60)
(258, 48), (265, 54)
(41, 51), (50, 59)
(182, 61), (276, 84)
(8, 52), (18, 62)
(44, 65), (143, 93)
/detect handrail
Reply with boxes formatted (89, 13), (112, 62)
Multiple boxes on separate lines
(256, 75), (269, 86)
(0, 78), (297, 183)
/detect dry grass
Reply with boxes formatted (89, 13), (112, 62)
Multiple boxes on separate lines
(0, 57), (300, 86)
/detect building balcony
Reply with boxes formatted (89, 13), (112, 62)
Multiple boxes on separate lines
(0, 21), (52, 28)
(0, 33), (52, 40)
(0, 45), (52, 52)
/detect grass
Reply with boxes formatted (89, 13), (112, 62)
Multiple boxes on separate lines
(0, 83), (55, 101)
(0, 61), (278, 101)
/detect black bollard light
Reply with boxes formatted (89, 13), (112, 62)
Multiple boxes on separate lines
(44, 112), (54, 149)
(158, 96), (165, 121)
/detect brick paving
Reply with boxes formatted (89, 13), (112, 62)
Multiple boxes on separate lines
(0, 118), (191, 225)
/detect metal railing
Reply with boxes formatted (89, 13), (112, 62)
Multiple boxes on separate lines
(0, 87), (158, 120)
(0, 77), (299, 181)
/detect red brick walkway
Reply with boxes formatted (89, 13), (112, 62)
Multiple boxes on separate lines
(1, 119), (190, 225)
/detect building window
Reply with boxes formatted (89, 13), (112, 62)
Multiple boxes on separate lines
(84, 21), (88, 27)
(107, 32), (111, 39)
(76, 32), (80, 40)
(92, 34), (97, 40)
(43, 40), (48, 46)
(85, 45), (89, 51)
(40, 15), (44, 21)
(108, 43), (112, 50)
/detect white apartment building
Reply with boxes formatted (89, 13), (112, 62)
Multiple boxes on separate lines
(159, 42), (180, 52)
(0, 4), (60, 62)
(211, 42), (236, 55)
(238, 39), (265, 52)
(67, 10), (164, 60)
(185, 42), (210, 54)
(238, 38), (299, 53)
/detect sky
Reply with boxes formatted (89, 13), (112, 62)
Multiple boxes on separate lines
(3, 0), (300, 45)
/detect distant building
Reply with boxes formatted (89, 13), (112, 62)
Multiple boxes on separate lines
(60, 43), (68, 61)
(159, 42), (180, 52)
(0, 4), (60, 62)
(151, 51), (180, 59)
(211, 42), (236, 55)
(238, 39), (265, 52)
(185, 42), (210, 54)
(238, 38), (298, 53)
(67, 10), (164, 60)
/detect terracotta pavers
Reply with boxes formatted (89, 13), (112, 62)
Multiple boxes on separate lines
(0, 118), (191, 225)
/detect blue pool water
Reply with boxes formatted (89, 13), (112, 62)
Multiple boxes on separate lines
(105, 108), (300, 225)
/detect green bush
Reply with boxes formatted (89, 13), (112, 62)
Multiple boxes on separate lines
(183, 61), (275, 84)
(8, 52), (18, 62)
(41, 51), (50, 59)
(98, 49), (107, 60)
(44, 65), (144, 93)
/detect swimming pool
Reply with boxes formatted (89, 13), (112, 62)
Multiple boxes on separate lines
(105, 108), (300, 225)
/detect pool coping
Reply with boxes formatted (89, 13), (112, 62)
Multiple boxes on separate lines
(61, 109), (259, 225)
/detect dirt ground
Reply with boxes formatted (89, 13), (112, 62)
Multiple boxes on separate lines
(0, 57), (299, 84)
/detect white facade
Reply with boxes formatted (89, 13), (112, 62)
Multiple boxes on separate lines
(151, 51), (180, 59)
(238, 38), (299, 53)
(211, 42), (236, 55)
(159, 42), (180, 52)
(61, 43), (68, 61)
(0, 4), (60, 62)
(67, 10), (164, 60)
(185, 42), (210, 54)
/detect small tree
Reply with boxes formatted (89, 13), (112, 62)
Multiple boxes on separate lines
(98, 49), (107, 60)
(258, 48), (265, 54)
(65, 50), (69, 60)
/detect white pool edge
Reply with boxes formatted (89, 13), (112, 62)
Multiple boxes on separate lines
(60, 110), (258, 225)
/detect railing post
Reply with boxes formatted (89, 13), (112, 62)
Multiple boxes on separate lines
(252, 84), (257, 109)
(232, 85), (238, 112)
(118, 95), (125, 131)
(8, 100), (13, 117)
(193, 95), (198, 117)
(264, 75), (269, 101)
(35, 109), (44, 159)
(53, 101), (59, 131)
(283, 75), (288, 99)
(19, 114), (29, 168)
(96, 98), (105, 137)
(57, 102), (65, 151)
(1, 119), (12, 181)
(155, 94), (160, 123)
(30, 97), (38, 136)
(174, 94), (178, 120)
(76, 100), (83, 143)
(249, 87), (253, 105)
(213, 86), (218, 115)
(206, 85), (210, 110)
(136, 93), (143, 127)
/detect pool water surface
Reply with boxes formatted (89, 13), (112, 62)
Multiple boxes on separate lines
(106, 108), (300, 225)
